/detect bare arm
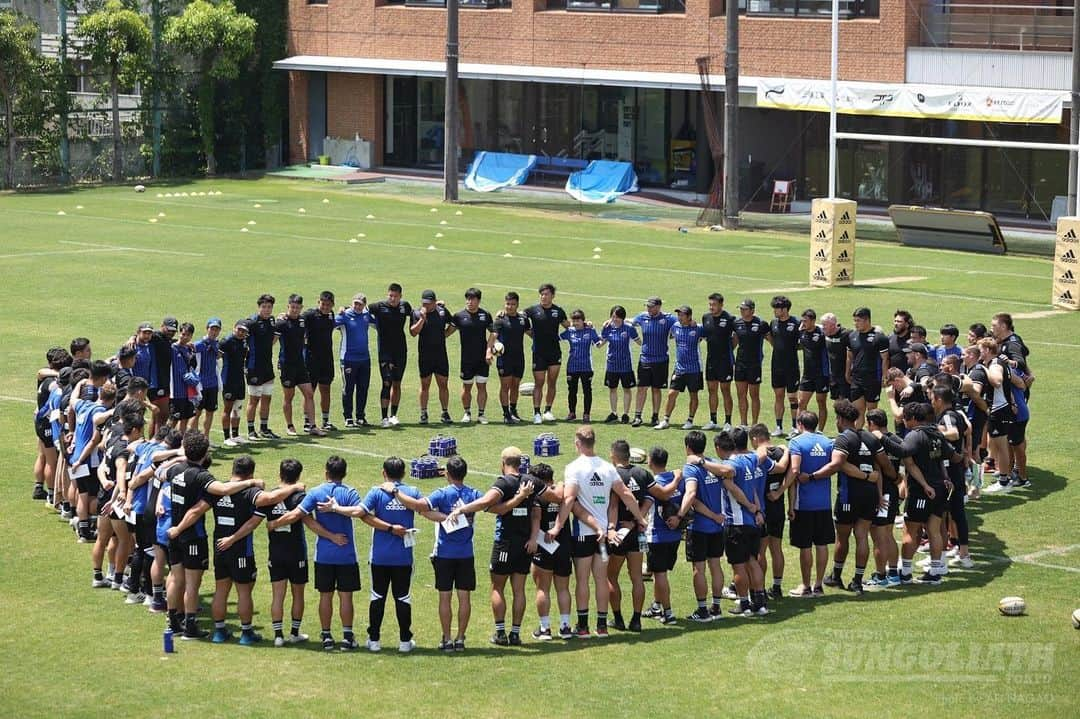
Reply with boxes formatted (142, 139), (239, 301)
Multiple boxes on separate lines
(166, 499), (211, 538)
(215, 514), (264, 552)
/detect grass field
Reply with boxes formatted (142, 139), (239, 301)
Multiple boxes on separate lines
(1, 177), (1077, 718)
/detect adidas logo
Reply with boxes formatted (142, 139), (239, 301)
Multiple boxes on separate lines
(813, 268), (827, 281)
(838, 230), (850, 242)
(815, 249), (828, 260)
(815, 229), (829, 241)
(1062, 228), (1078, 241)
(816, 210), (829, 221)
(836, 268), (851, 281)
(839, 210), (852, 224)
(837, 250), (851, 262)
(1060, 269), (1076, 284)
(1061, 249), (1077, 264)
(810, 443), (827, 457)
(1058, 290), (1075, 302)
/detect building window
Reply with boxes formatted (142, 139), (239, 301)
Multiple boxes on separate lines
(308, 0), (328, 5)
(550, 0), (686, 13)
(747, 0), (878, 18)
(403, 0), (512, 6)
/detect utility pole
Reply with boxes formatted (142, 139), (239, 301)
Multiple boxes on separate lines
(1068, 2), (1079, 215)
(443, 0), (459, 203)
(151, 0), (162, 177)
(58, 0), (70, 184)
(722, 0), (739, 229)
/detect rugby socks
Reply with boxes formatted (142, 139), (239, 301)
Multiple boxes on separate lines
(114, 570), (125, 586)
(725, 414), (732, 425)
(322, 412), (330, 425)
(776, 418), (784, 431)
(291, 618), (302, 637)
(390, 404), (399, 418)
(214, 620), (226, 631)
(560, 613), (571, 628)
(901, 558), (913, 577)
(260, 420), (269, 433)
(854, 566), (865, 582)
(697, 598), (707, 610)
(773, 576), (783, 591)
(596, 611), (608, 629)
(789, 401), (799, 428)
(612, 610), (624, 627)
(343, 626), (354, 642)
(711, 595), (722, 610)
(576, 609), (589, 628)
(381, 406), (389, 419)
(930, 559), (944, 577)
(241, 622), (253, 635)
(510, 624), (520, 638)
(509, 403), (518, 418)
(832, 562), (844, 583)
(710, 412), (718, 423)
(93, 569), (104, 582)
(152, 584), (165, 603)
(631, 611), (641, 624)
(495, 621), (506, 633)
(273, 621), (284, 639)
(247, 421), (256, 435)
(539, 615), (551, 631)
(501, 404), (511, 419)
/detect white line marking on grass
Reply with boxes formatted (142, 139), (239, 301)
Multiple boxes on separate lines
(854, 285), (1049, 308)
(1026, 340), (1080, 348)
(0, 395), (34, 404)
(58, 240), (204, 257)
(748, 287), (823, 294)
(0, 247), (125, 260)
(1011, 310), (1069, 320)
(853, 275), (928, 286)
(307, 441), (499, 478)
(484, 283), (642, 303)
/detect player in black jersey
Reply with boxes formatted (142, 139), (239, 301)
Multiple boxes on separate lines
(820, 313), (850, 402)
(528, 462), (573, 640)
(961, 344), (991, 492)
(864, 409), (900, 587)
(884, 367), (928, 426)
(524, 284), (570, 423)
(245, 294), (280, 440)
(845, 307), (890, 428)
(887, 310), (914, 375)
(266, 458), (312, 646)
(489, 292), (532, 424)
(369, 283), (413, 427)
(796, 309), (830, 432)
(219, 321), (249, 447)
(447, 288), (494, 424)
(733, 299), (769, 426)
(748, 424), (789, 599)
(607, 440), (659, 633)
(303, 291), (338, 431)
(33, 347), (71, 502)
(932, 386), (973, 571)
(701, 293), (736, 430)
(91, 413), (142, 590)
(276, 295), (326, 437)
(766, 296), (800, 438)
(410, 289), (453, 425)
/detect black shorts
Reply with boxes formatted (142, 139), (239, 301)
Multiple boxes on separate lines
(670, 371), (704, 393)
(167, 541), (184, 567)
(609, 528), (643, 557)
(849, 378), (881, 404)
(97, 483), (113, 508)
(685, 530), (725, 562)
(646, 541), (680, 573)
(306, 354), (335, 385)
(174, 537), (210, 570)
(268, 556), (309, 584)
(75, 471), (101, 496)
(246, 368), (275, 385)
(532, 348), (562, 372)
(418, 351), (450, 379)
(604, 371), (636, 389)
(432, 556), (477, 591)
(706, 359), (734, 383)
(279, 363), (311, 388)
(571, 535), (600, 559)
(532, 543), (574, 577)
(905, 483), (946, 523)
(799, 375), (830, 394)
(379, 357), (407, 383)
(151, 387), (169, 400)
(790, 509), (835, 549)
(725, 524), (761, 565)
(460, 357), (490, 382)
(637, 361), (669, 389)
(764, 501), (786, 539)
(214, 550), (258, 584)
(314, 562), (361, 593)
(771, 362), (800, 392)
(490, 540), (531, 576)
(197, 388), (219, 413)
(829, 379), (851, 400)
(970, 411), (988, 447)
(35, 416), (54, 445)
(135, 514), (156, 550)
(169, 399), (196, 421)
(497, 355), (526, 379)
(872, 486), (900, 526)
(734, 364), (763, 384)
(988, 409), (1026, 446)
(221, 382), (246, 403)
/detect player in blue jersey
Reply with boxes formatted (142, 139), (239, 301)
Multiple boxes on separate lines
(630, 297), (677, 427)
(934, 324), (962, 365)
(656, 306), (703, 430)
(192, 318), (222, 438)
(782, 412), (835, 597)
(597, 305), (640, 424)
(168, 323), (199, 433)
(559, 309), (601, 422)
(335, 293), (374, 427)
(267, 455), (362, 651)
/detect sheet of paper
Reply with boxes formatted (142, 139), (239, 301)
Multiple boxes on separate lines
(536, 530), (559, 554)
(441, 512), (469, 534)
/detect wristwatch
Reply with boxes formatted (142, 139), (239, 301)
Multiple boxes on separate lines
(390, 486), (399, 496)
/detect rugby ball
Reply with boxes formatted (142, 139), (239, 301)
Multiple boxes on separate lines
(134, 184), (146, 193)
(491, 341), (505, 357)
(629, 447), (647, 464)
(997, 596), (1026, 616)
(1071, 608), (1080, 629)
(519, 381), (535, 397)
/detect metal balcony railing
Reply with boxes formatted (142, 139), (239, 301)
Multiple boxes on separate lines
(919, 2), (1073, 51)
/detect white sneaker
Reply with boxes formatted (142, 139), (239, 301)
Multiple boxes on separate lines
(478, 414), (489, 425)
(233, 433), (248, 444)
(542, 410), (556, 422)
(721, 423), (732, 432)
(721, 586), (738, 600)
(143, 594), (153, 607)
(125, 592), (146, 605)
(91, 577), (111, 588)
(918, 557), (932, 569)
(399, 639), (416, 653)
(365, 639), (381, 653)
(223, 438), (239, 448)
(770, 427), (784, 437)
(533, 413), (543, 425)
(389, 415), (400, 426)
(380, 417), (391, 429)
(654, 419), (669, 430)
(286, 426), (299, 437)
(681, 420), (695, 430)
(945, 546), (959, 559)
(287, 632), (309, 644)
(461, 412), (472, 424)
(701, 421), (718, 431)
(949, 555), (975, 569)
(274, 636), (285, 647)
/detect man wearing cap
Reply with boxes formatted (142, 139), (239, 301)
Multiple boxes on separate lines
(766, 296), (800, 438)
(302, 291), (339, 432)
(630, 297), (677, 428)
(656, 306), (703, 430)
(193, 318), (222, 439)
(335, 294), (374, 428)
(131, 323), (155, 387)
(409, 289), (453, 425)
(733, 299), (769, 427)
(245, 294), (280, 440)
(219, 320), (249, 448)
(905, 343), (935, 387)
(701, 293), (736, 431)
(796, 309), (830, 432)
(369, 283), (413, 428)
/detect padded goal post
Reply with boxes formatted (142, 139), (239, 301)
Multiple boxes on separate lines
(809, 198), (856, 287)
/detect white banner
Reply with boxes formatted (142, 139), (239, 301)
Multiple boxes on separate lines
(757, 80), (1064, 125)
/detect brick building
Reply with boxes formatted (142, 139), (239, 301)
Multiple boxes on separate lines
(276, 0), (1074, 219)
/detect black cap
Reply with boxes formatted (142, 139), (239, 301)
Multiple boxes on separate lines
(234, 319), (249, 331)
(904, 342), (928, 356)
(117, 345), (136, 359)
(738, 298), (755, 310)
(421, 289), (437, 302)
(675, 305), (693, 315)
(137, 321), (153, 332)
(162, 316), (179, 331)
(645, 296), (662, 308)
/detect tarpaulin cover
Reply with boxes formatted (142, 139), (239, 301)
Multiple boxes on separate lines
(565, 160), (639, 203)
(463, 151), (538, 192)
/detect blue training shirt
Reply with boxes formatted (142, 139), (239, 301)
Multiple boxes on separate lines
(193, 337), (219, 389)
(362, 483), (422, 566)
(649, 470), (684, 544)
(560, 326), (601, 374)
(632, 311), (677, 364)
(335, 308), (373, 363)
(788, 432), (834, 511)
(683, 460), (724, 534)
(133, 341), (154, 382)
(299, 482), (362, 564)
(70, 399), (105, 466)
(427, 484), (483, 559)
(670, 322), (703, 375)
(601, 323), (638, 374)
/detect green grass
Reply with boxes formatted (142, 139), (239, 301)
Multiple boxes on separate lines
(1, 177), (1077, 718)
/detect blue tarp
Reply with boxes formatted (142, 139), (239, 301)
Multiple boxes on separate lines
(565, 160), (639, 204)
(464, 151), (538, 192)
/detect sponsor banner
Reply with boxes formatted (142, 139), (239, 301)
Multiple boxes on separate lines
(757, 80), (1064, 125)
(1053, 217), (1080, 309)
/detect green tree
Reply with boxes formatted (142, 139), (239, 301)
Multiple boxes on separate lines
(164, 0), (255, 176)
(0, 11), (56, 189)
(75, 0), (151, 182)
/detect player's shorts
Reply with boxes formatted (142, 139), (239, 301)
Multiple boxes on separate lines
(685, 529), (725, 562)
(379, 357), (407, 383)
(490, 540), (531, 575)
(670, 371), (704, 393)
(418, 351), (450, 379)
(829, 379), (851, 400)
(247, 380), (275, 398)
(306, 354), (335, 385)
(173, 537), (210, 570)
(872, 486), (900, 526)
(646, 541), (680, 573)
(169, 399), (196, 421)
(75, 471), (101, 497)
(34, 416), (53, 445)
(905, 483), (946, 523)
(724, 525), (761, 565)
(197, 388), (219, 413)
(799, 375), (830, 394)
(214, 550), (258, 584)
(734, 364), (763, 384)
(790, 509), (835, 549)
(221, 381), (246, 403)
(706, 359), (734, 383)
(571, 535), (600, 559)
(460, 357), (490, 383)
(771, 362), (800, 392)
(532, 348), (562, 372)
(279, 363), (311, 389)
(268, 556), (309, 584)
(849, 378), (881, 404)
(637, 361), (669, 389)
(532, 544), (573, 577)
(432, 556), (477, 591)
(764, 501), (786, 539)
(151, 387), (168, 400)
(609, 527), (643, 557)
(834, 482), (878, 525)
(314, 562), (361, 593)
(988, 408), (1026, 446)
(604, 371), (636, 389)
(497, 355), (526, 379)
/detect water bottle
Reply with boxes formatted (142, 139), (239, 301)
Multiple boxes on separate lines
(598, 540), (608, 563)
(163, 626), (175, 653)
(637, 531), (647, 554)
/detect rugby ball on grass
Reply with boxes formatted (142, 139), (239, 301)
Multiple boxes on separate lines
(134, 184), (146, 193)
(519, 381), (535, 397)
(1071, 608), (1080, 629)
(997, 596), (1026, 616)
(629, 447), (647, 464)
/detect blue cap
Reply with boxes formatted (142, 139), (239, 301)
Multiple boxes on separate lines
(207, 317), (222, 328)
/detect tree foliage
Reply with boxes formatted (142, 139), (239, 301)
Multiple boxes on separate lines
(0, 11), (59, 189)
